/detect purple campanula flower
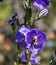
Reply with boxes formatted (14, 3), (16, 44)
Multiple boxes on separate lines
(25, 29), (46, 54)
(33, 0), (50, 10)
(20, 50), (41, 64)
(15, 25), (31, 48)
(19, 28), (46, 64)
(15, 25), (46, 53)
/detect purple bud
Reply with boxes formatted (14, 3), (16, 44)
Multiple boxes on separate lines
(8, 20), (14, 26)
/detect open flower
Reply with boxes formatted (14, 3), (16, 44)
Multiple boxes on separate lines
(15, 26), (46, 64)
(25, 29), (46, 54)
(15, 25), (30, 48)
(15, 25), (46, 54)
(20, 50), (41, 64)
(33, 0), (50, 10)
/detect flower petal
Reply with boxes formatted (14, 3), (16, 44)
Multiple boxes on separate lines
(15, 25), (30, 48)
(20, 51), (27, 62)
(19, 25), (30, 36)
(33, 0), (50, 9)
(30, 56), (41, 64)
(31, 48), (42, 54)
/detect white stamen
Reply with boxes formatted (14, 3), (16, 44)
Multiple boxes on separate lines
(33, 36), (38, 45)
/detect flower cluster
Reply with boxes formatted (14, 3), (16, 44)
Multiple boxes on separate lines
(15, 25), (46, 64)
(8, 0), (50, 65)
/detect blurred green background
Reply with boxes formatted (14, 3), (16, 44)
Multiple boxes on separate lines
(0, 0), (56, 65)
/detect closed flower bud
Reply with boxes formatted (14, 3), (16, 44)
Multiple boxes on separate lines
(39, 8), (48, 17)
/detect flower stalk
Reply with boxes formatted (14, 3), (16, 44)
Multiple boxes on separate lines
(8, 0), (50, 65)
(25, 49), (31, 65)
(24, 0), (32, 27)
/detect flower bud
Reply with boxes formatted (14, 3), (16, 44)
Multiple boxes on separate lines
(39, 8), (48, 17)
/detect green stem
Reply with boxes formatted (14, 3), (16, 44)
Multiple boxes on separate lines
(24, 0), (32, 27)
(25, 49), (31, 65)
(16, 19), (20, 27)
(28, 0), (32, 27)
(27, 62), (31, 65)
(31, 16), (42, 28)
